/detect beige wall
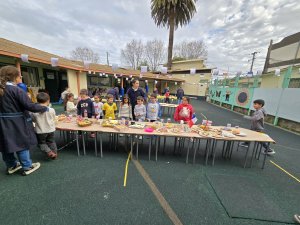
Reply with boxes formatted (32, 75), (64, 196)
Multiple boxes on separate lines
(172, 73), (211, 96)
(171, 60), (205, 70)
(79, 72), (87, 90)
(261, 66), (300, 88)
(291, 66), (300, 79)
(67, 70), (79, 97)
(260, 75), (283, 88)
(67, 70), (88, 97)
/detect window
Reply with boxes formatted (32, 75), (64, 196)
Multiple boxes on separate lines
(289, 78), (300, 88)
(0, 62), (14, 68)
(21, 66), (40, 87)
(87, 75), (111, 87)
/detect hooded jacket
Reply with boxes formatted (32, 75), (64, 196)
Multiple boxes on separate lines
(245, 108), (267, 131)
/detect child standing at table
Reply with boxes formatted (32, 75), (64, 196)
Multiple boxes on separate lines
(93, 95), (103, 119)
(77, 89), (95, 118)
(134, 96), (146, 121)
(77, 89), (95, 137)
(31, 92), (57, 159)
(241, 99), (275, 155)
(146, 93), (161, 122)
(174, 96), (193, 122)
(165, 90), (170, 103)
(64, 93), (77, 116)
(103, 94), (117, 119)
(118, 94), (132, 120)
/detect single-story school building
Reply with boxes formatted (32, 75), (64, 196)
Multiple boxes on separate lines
(168, 59), (213, 98)
(0, 38), (186, 102)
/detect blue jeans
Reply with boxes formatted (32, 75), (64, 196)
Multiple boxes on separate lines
(2, 150), (32, 170)
(177, 99), (182, 104)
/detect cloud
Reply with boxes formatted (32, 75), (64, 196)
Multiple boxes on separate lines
(0, 0), (299, 73)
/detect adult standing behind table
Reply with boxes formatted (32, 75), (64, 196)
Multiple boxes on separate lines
(0, 66), (48, 176)
(107, 87), (119, 101)
(176, 87), (184, 104)
(153, 87), (159, 95)
(126, 79), (146, 120)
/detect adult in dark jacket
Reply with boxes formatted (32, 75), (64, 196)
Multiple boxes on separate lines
(107, 87), (119, 101)
(0, 66), (48, 176)
(126, 79), (146, 120)
(176, 87), (184, 104)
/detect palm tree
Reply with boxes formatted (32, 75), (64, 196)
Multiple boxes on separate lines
(151, 0), (197, 69)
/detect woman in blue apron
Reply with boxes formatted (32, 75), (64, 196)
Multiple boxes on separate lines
(0, 66), (48, 176)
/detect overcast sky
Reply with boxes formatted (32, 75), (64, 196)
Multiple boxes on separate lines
(0, 0), (299, 74)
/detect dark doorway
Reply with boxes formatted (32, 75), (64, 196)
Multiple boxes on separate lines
(156, 81), (162, 94)
(123, 78), (131, 93)
(43, 69), (68, 102)
(59, 71), (68, 93)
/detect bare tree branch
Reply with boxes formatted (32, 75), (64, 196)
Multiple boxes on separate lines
(145, 39), (166, 71)
(70, 47), (100, 63)
(174, 40), (208, 59)
(121, 40), (144, 70)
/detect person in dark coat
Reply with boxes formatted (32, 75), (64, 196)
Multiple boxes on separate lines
(0, 66), (48, 176)
(153, 87), (159, 95)
(126, 79), (146, 120)
(107, 87), (119, 101)
(176, 87), (184, 104)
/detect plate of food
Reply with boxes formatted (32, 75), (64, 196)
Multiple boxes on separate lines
(57, 114), (67, 121)
(102, 120), (119, 127)
(222, 131), (236, 138)
(170, 128), (180, 133)
(77, 119), (92, 127)
(235, 132), (247, 137)
(129, 123), (145, 129)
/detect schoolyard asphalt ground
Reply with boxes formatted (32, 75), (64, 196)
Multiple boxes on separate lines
(0, 100), (299, 225)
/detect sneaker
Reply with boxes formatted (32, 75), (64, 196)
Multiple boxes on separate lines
(239, 142), (249, 148)
(139, 136), (142, 140)
(47, 150), (57, 160)
(22, 162), (41, 176)
(119, 134), (124, 137)
(294, 214), (300, 224)
(90, 133), (96, 138)
(7, 162), (22, 175)
(261, 149), (275, 155)
(266, 148), (275, 155)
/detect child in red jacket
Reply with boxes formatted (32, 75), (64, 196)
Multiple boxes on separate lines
(174, 96), (194, 122)
(165, 90), (170, 103)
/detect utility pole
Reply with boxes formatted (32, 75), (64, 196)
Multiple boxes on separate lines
(106, 52), (110, 66)
(249, 51), (259, 74)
